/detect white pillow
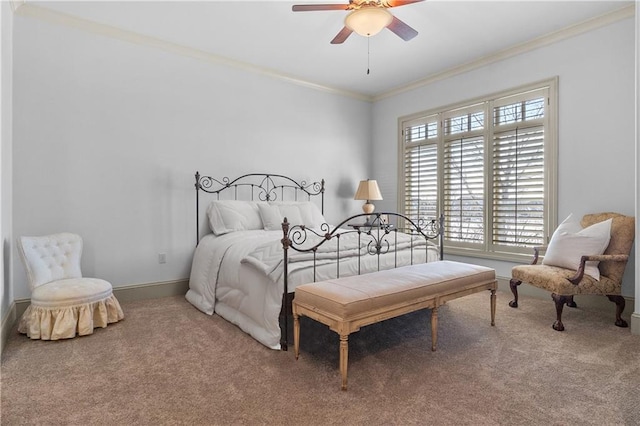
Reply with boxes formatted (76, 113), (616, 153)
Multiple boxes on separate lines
(207, 200), (264, 235)
(542, 214), (612, 280)
(258, 202), (326, 231)
(275, 202), (326, 227)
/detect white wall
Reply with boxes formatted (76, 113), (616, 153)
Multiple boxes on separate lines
(372, 18), (637, 296)
(1, 1), (14, 319)
(11, 15), (372, 300)
(9, 8), (637, 304)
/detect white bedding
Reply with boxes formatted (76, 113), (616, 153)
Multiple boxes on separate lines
(186, 228), (439, 349)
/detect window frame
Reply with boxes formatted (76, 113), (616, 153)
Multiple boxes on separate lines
(397, 78), (558, 262)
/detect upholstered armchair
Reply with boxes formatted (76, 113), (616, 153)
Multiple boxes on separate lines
(509, 212), (634, 331)
(17, 233), (124, 340)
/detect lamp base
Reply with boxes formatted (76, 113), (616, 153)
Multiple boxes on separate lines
(362, 201), (375, 215)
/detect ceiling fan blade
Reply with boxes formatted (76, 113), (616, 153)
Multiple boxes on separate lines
(292, 4), (349, 12)
(330, 26), (353, 44)
(387, 16), (418, 41)
(382, 0), (425, 8)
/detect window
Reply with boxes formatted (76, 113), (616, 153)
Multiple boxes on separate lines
(399, 79), (557, 260)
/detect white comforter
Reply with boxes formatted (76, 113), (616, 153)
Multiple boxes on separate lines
(186, 228), (439, 349)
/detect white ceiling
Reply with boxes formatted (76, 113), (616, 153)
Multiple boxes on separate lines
(28, 0), (634, 98)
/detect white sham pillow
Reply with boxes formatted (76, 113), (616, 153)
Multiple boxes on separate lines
(258, 202), (326, 231)
(542, 213), (612, 280)
(207, 200), (264, 235)
(259, 204), (303, 231)
(273, 202), (326, 228)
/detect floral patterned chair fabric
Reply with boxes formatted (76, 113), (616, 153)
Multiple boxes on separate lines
(509, 212), (635, 331)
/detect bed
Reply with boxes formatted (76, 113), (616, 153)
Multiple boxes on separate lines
(186, 172), (443, 350)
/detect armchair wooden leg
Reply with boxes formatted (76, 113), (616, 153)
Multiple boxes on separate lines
(606, 295), (628, 328)
(509, 278), (521, 308)
(551, 293), (572, 331)
(566, 296), (577, 308)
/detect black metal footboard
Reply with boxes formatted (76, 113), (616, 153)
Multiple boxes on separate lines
(279, 212), (444, 350)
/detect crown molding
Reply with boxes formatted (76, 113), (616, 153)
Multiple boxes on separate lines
(374, 4), (635, 101)
(13, 2), (372, 102)
(12, 2), (635, 104)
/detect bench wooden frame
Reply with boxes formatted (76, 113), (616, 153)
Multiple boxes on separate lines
(292, 261), (497, 390)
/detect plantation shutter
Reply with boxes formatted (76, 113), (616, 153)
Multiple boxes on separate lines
(402, 116), (438, 222)
(442, 107), (485, 245)
(491, 90), (547, 250)
(398, 79), (556, 259)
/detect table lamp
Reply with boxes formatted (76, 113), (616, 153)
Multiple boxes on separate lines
(354, 179), (383, 215)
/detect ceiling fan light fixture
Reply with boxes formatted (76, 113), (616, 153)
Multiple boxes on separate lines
(345, 7), (393, 37)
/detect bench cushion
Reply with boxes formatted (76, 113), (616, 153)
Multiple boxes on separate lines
(294, 261), (496, 319)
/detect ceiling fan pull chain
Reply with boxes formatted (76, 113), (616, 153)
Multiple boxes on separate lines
(367, 36), (370, 75)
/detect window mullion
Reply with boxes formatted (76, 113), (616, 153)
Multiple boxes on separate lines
(485, 100), (494, 255)
(437, 115), (444, 222)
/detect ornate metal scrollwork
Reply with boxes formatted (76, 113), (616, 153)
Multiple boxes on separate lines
(255, 176), (277, 202)
(285, 222), (333, 253)
(412, 216), (441, 240)
(195, 172), (326, 247)
(283, 211), (444, 260)
(196, 172), (323, 200)
(367, 237), (390, 256)
(289, 225), (310, 247)
(196, 172), (229, 192)
(304, 179), (325, 196)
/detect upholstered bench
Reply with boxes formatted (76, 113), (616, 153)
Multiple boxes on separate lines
(292, 260), (497, 390)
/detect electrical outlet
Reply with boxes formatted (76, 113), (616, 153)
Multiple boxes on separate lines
(158, 253), (167, 264)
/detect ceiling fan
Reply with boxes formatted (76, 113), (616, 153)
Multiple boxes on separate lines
(292, 0), (425, 44)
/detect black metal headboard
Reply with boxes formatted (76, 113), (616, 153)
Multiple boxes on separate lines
(194, 172), (325, 244)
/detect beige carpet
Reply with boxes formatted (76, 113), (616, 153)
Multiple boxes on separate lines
(1, 291), (639, 425)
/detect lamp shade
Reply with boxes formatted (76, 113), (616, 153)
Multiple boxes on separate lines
(354, 180), (383, 201)
(345, 7), (393, 37)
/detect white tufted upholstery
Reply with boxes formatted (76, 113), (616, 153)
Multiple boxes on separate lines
(17, 233), (124, 340)
(18, 233), (83, 289)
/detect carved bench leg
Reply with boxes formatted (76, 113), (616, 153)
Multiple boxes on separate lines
(431, 307), (438, 352)
(606, 295), (628, 328)
(509, 278), (521, 308)
(340, 334), (349, 391)
(551, 293), (572, 331)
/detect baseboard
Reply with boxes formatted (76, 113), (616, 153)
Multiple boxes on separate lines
(110, 278), (189, 303)
(496, 276), (635, 313)
(7, 279), (190, 351)
(1, 301), (17, 356)
(631, 313), (640, 335)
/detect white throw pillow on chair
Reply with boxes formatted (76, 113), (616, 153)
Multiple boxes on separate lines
(542, 214), (612, 280)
